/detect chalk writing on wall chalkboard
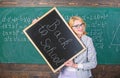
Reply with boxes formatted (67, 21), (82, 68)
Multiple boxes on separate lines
(110, 24), (120, 45)
(1, 15), (31, 42)
(23, 7), (86, 73)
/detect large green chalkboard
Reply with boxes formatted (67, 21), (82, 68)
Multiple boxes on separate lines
(0, 7), (120, 64)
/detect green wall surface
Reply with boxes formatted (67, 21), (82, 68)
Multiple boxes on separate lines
(0, 7), (120, 64)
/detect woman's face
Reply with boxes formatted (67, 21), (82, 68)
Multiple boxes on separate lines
(72, 20), (85, 36)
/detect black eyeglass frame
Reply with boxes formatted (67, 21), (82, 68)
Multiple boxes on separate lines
(72, 23), (85, 28)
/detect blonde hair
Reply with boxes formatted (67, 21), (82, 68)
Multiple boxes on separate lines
(68, 16), (87, 35)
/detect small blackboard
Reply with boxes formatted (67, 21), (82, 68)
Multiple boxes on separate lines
(23, 7), (86, 73)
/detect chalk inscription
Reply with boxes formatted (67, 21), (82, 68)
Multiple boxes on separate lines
(38, 19), (73, 66)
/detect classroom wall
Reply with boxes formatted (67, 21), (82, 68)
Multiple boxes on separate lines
(0, 0), (120, 78)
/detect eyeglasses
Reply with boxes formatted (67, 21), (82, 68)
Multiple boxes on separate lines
(72, 23), (84, 28)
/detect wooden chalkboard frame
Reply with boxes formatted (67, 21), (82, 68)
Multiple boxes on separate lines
(23, 7), (86, 73)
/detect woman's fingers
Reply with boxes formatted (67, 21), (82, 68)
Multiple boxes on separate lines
(64, 60), (74, 67)
(32, 19), (38, 24)
(32, 17), (40, 24)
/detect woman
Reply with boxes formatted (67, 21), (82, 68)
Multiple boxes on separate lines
(58, 16), (97, 78)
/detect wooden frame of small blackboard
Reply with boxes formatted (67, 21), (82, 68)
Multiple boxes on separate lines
(23, 7), (86, 73)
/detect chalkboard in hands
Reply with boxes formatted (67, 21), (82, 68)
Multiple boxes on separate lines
(23, 7), (86, 73)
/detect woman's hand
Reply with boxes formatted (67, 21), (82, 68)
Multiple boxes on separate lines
(64, 60), (78, 68)
(32, 18), (39, 24)
(64, 60), (74, 67)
